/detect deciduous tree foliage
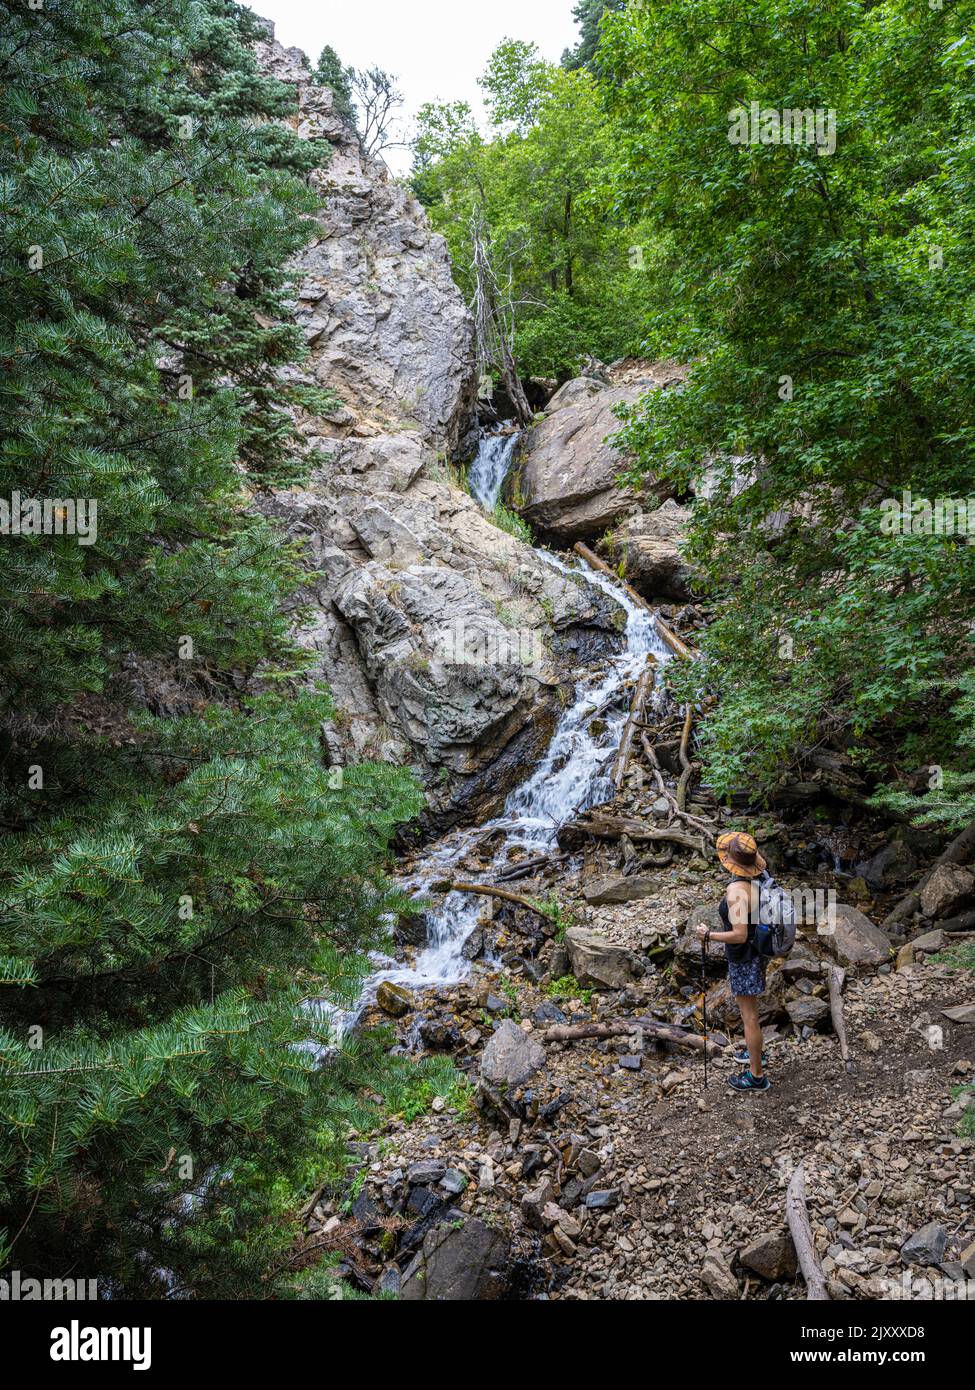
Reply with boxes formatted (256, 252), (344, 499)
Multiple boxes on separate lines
(0, 0), (420, 1295)
(412, 40), (657, 379)
(599, 0), (975, 819)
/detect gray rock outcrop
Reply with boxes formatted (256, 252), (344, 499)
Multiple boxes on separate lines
(251, 35), (619, 821)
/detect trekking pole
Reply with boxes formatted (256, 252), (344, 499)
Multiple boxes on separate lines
(701, 931), (709, 1089)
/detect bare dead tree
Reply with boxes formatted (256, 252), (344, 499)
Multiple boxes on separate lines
(350, 67), (405, 158)
(469, 208), (533, 427)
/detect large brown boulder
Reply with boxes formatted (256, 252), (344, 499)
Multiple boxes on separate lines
(601, 499), (696, 601)
(510, 362), (684, 541)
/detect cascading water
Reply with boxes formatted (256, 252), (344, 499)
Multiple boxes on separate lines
(467, 427), (519, 510)
(312, 429), (672, 1047)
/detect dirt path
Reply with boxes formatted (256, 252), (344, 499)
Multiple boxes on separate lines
(554, 957), (973, 1300)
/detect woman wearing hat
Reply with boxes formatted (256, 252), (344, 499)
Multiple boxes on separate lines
(695, 832), (771, 1092)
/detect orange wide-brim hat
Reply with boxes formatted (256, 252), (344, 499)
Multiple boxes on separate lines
(716, 831), (767, 878)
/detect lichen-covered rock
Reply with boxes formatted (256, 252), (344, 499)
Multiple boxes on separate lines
(400, 1217), (511, 1300)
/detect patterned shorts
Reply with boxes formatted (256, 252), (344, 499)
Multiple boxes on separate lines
(727, 951), (766, 998)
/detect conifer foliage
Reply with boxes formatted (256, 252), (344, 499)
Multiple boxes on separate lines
(0, 1), (420, 1295)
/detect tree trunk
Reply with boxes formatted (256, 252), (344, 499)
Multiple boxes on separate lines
(785, 1165), (830, 1301)
(828, 965), (852, 1072)
(611, 655), (657, 788)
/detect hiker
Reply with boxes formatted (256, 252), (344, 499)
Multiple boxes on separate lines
(696, 831), (771, 1093)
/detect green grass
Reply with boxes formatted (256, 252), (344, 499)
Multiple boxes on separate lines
(545, 974), (593, 1007)
(491, 501), (534, 545)
(935, 941), (975, 971)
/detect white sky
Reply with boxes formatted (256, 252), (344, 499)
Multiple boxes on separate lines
(249, 1), (581, 172)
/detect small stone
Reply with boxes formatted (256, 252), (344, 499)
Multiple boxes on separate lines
(619, 1054), (642, 1071)
(376, 980), (414, 1017)
(440, 1168), (468, 1196)
(900, 1222), (948, 1267)
(701, 1251), (739, 1300)
(585, 1189), (620, 1211)
(859, 1030), (882, 1053)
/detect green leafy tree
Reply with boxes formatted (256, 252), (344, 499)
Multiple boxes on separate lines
(412, 43), (655, 378)
(0, 0), (420, 1295)
(601, 0), (975, 815)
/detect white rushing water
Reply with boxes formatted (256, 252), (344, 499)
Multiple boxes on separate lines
(467, 428), (519, 510)
(311, 430), (671, 1047)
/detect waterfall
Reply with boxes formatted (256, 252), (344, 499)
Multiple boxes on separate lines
(467, 428), (520, 510)
(308, 430), (671, 1048)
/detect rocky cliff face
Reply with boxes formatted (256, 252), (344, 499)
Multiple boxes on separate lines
(253, 32), (618, 827)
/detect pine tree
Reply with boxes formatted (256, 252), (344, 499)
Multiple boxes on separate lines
(0, 0), (420, 1295)
(312, 44), (356, 124)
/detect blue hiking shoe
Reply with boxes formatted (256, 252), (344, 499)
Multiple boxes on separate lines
(728, 1070), (771, 1092)
(733, 1048), (769, 1067)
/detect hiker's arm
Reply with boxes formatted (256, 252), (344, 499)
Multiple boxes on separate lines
(695, 884), (750, 944)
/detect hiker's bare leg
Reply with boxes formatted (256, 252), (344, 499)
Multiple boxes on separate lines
(737, 994), (764, 1078)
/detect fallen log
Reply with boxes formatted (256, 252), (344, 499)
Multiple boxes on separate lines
(676, 702), (695, 811)
(827, 965), (852, 1073)
(495, 853), (565, 884)
(449, 882), (554, 921)
(785, 1165), (830, 1301)
(561, 812), (705, 855)
(572, 541), (698, 661)
(542, 1016), (726, 1058)
(612, 654), (657, 788)
(884, 817), (975, 929)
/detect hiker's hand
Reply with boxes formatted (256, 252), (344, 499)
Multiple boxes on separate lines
(694, 923), (710, 941)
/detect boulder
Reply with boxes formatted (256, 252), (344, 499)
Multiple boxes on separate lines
(900, 1222), (947, 1268)
(601, 499), (695, 601)
(920, 863), (975, 919)
(785, 996), (830, 1028)
(512, 385), (643, 540)
(942, 1003), (975, 1025)
(510, 363), (684, 541)
(701, 1251), (739, 1300)
(674, 904), (727, 981)
(376, 981), (413, 1017)
(911, 928), (946, 954)
(856, 840), (918, 891)
(823, 903), (891, 968)
(582, 874), (661, 905)
(480, 1019), (546, 1090)
(400, 1217), (511, 1300)
(739, 1231), (798, 1281)
(564, 927), (644, 989)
